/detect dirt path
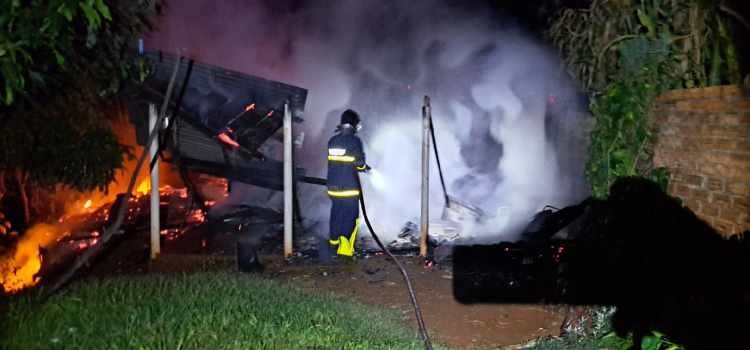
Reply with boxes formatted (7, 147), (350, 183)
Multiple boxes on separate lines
(259, 255), (565, 350)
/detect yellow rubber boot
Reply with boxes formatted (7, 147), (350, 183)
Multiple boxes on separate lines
(336, 219), (359, 256)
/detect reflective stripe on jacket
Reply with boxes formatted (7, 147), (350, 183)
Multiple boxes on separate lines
(326, 126), (366, 195)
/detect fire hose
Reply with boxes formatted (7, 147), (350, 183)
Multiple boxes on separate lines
(354, 172), (434, 350)
(349, 99), (451, 349)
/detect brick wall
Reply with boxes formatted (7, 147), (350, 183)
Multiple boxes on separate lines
(651, 85), (750, 237)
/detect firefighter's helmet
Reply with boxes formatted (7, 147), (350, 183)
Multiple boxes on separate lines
(340, 109), (361, 128)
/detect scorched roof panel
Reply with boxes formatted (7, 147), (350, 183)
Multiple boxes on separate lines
(121, 49), (311, 191)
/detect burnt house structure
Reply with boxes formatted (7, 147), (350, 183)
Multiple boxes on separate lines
(122, 50), (325, 207)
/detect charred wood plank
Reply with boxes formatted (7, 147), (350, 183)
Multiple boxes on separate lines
(172, 118), (210, 213)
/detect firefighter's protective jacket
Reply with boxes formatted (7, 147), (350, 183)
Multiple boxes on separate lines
(326, 125), (367, 197)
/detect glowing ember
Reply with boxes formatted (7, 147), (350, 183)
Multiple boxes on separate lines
(191, 211), (206, 223)
(267, 110), (274, 117)
(246, 103), (255, 111)
(92, 231), (100, 237)
(180, 189), (188, 198)
(160, 230), (168, 235)
(202, 239), (206, 248)
(83, 200), (92, 209)
(407, 85), (411, 90)
(218, 133), (239, 148)
(92, 239), (98, 245)
(78, 242), (88, 249)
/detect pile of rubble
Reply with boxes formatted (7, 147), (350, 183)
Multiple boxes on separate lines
(355, 195), (498, 255)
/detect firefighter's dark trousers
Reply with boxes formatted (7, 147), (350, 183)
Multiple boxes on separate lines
(329, 195), (360, 256)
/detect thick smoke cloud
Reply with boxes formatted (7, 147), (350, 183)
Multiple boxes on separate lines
(147, 0), (589, 242)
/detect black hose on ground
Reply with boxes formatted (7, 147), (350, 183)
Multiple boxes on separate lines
(354, 172), (434, 350)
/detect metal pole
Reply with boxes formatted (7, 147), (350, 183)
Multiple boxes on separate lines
(283, 99), (293, 259)
(421, 96), (430, 258)
(148, 103), (160, 259)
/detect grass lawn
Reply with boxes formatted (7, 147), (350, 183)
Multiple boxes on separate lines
(1, 273), (450, 350)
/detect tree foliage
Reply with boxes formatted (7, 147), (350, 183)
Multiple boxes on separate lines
(0, 0), (159, 226)
(548, 0), (741, 93)
(1, 0), (157, 105)
(0, 0), (158, 194)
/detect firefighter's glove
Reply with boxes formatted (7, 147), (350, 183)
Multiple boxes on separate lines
(358, 165), (371, 173)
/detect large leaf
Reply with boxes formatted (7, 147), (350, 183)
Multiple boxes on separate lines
(94, 0), (113, 21)
(78, 2), (101, 28)
(52, 48), (65, 68)
(641, 334), (662, 350)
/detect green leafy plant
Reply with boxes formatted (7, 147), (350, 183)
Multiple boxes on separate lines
(640, 331), (687, 350)
(530, 307), (688, 350)
(585, 34), (673, 199)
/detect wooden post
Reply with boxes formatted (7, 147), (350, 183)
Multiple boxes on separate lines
(148, 103), (160, 259)
(283, 99), (293, 259)
(421, 96), (430, 258)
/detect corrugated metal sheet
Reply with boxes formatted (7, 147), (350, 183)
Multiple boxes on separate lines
(121, 49), (312, 190)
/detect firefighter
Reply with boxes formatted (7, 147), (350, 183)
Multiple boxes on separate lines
(327, 109), (370, 256)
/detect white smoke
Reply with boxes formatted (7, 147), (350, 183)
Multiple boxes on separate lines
(147, 0), (589, 242)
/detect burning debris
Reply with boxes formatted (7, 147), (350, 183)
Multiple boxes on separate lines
(2, 49), (319, 294)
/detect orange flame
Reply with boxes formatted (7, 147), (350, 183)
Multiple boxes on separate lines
(246, 104), (255, 112)
(137, 178), (151, 196)
(83, 200), (92, 209)
(1, 223), (63, 293)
